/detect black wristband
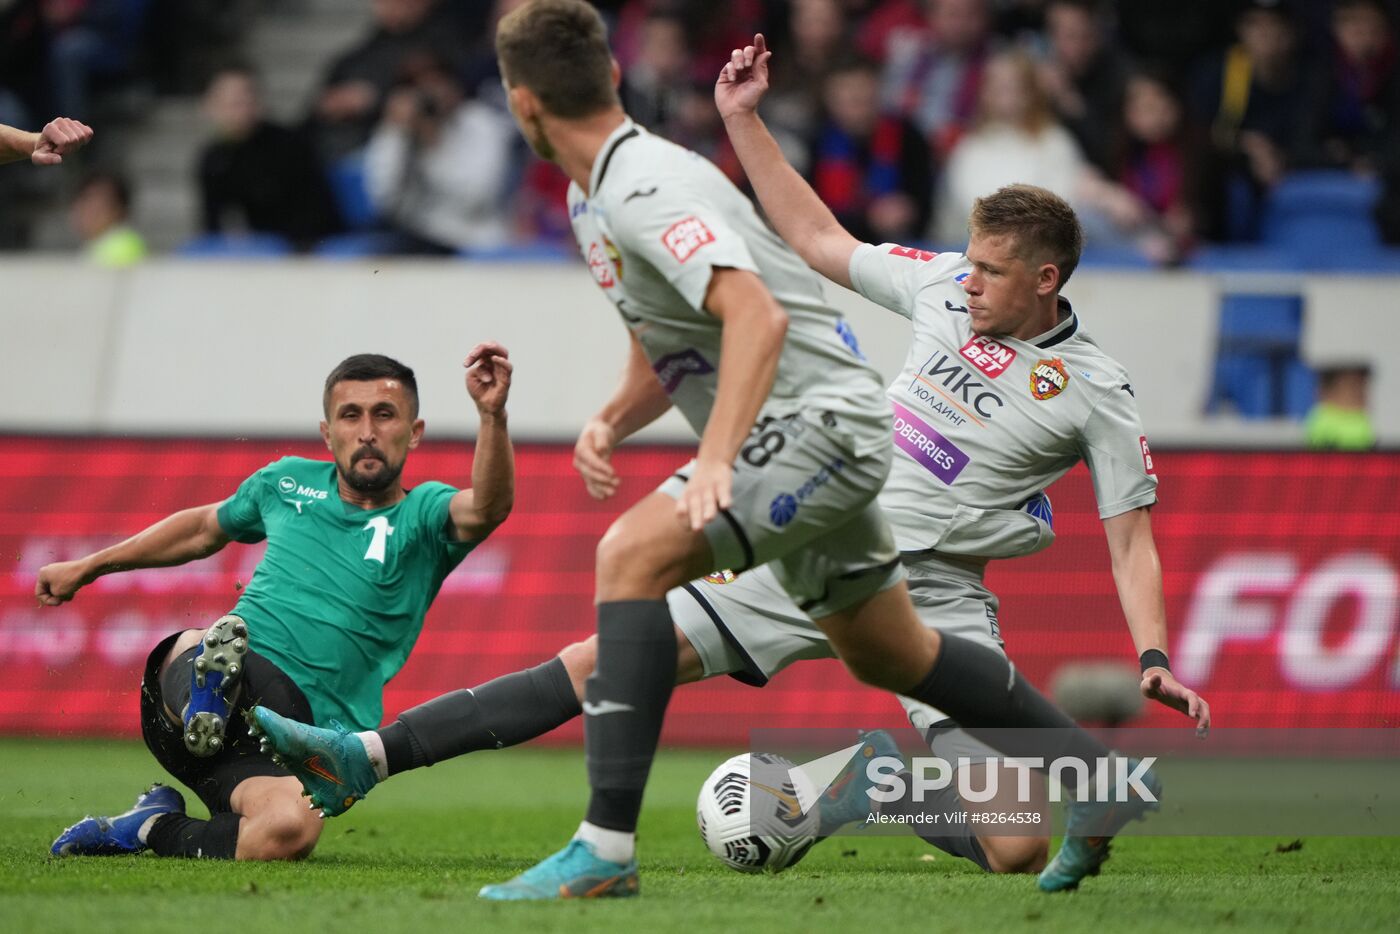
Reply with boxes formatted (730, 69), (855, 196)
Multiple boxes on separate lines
(1140, 649), (1170, 673)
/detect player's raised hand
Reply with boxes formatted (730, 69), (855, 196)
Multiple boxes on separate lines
(1141, 669), (1211, 739)
(715, 33), (773, 121)
(677, 456), (732, 532)
(35, 559), (93, 606)
(574, 418), (620, 500)
(465, 341), (512, 416)
(32, 117), (93, 166)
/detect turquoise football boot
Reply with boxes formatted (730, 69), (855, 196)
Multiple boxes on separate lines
(1038, 756), (1163, 892)
(246, 705), (378, 817)
(479, 839), (640, 900)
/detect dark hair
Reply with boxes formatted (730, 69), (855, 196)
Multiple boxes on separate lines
(826, 52), (880, 79)
(77, 170), (132, 214)
(495, 0), (619, 118)
(969, 184), (1084, 286)
(323, 354), (419, 417)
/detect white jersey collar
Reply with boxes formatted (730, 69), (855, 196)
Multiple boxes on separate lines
(589, 117), (640, 196)
(1027, 297), (1078, 349)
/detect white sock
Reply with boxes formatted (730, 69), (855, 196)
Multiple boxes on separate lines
(137, 813), (163, 845)
(574, 821), (636, 863)
(355, 731), (389, 782)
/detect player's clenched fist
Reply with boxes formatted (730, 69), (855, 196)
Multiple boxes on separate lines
(32, 117), (93, 166)
(35, 559), (93, 606)
(465, 342), (513, 416)
(715, 33), (773, 120)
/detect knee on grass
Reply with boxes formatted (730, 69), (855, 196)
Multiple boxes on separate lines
(982, 835), (1049, 874)
(236, 803), (323, 861)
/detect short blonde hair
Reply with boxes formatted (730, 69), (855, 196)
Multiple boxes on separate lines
(970, 184), (1084, 285)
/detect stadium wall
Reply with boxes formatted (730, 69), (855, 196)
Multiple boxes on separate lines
(3, 258), (1397, 445)
(2, 438), (1397, 742)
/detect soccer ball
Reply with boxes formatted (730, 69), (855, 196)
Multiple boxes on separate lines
(696, 752), (820, 874)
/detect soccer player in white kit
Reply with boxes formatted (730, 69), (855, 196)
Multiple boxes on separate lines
(475, 2), (1210, 900)
(252, 1), (1208, 899)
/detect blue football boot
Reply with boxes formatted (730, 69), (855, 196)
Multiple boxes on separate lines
(246, 706), (378, 817)
(51, 783), (185, 857)
(479, 839), (640, 900)
(182, 614), (249, 757)
(816, 729), (903, 836)
(1038, 756), (1163, 892)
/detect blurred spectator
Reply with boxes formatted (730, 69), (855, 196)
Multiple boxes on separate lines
(310, 0), (468, 159)
(364, 53), (515, 254)
(1306, 364), (1376, 450)
(934, 49), (1146, 246)
(69, 168), (145, 266)
(1294, 0), (1398, 174)
(764, 0), (847, 152)
(198, 66), (343, 251)
(805, 55), (933, 243)
(618, 9), (690, 137)
(1113, 71), (1200, 262)
(1037, 0), (1128, 173)
(850, 0), (926, 63)
(882, 0), (996, 161)
(44, 0), (154, 120)
(1191, 0), (1305, 241)
(2, 0), (46, 124)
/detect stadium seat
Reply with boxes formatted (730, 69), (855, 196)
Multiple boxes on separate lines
(1187, 244), (1301, 272)
(327, 154), (377, 231)
(1262, 171), (1382, 252)
(1077, 245), (1156, 270)
(313, 231), (405, 258)
(458, 241), (575, 262)
(176, 233), (293, 258)
(1208, 293), (1313, 418)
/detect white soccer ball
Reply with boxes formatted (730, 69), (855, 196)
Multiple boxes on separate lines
(696, 752), (820, 874)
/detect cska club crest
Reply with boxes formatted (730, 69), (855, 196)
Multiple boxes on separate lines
(1030, 357), (1069, 400)
(702, 569), (738, 585)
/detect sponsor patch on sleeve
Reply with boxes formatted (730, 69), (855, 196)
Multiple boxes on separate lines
(661, 216), (716, 263)
(1140, 435), (1156, 474)
(888, 245), (938, 262)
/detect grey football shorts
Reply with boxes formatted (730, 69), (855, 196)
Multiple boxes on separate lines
(669, 550), (1005, 762)
(658, 408), (902, 620)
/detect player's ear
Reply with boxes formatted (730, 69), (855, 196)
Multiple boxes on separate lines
(610, 57), (622, 89)
(319, 420), (331, 449)
(409, 418), (425, 449)
(1037, 262), (1060, 297)
(507, 83), (536, 121)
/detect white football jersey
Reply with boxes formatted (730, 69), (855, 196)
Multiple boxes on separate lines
(567, 119), (889, 454)
(849, 244), (1159, 556)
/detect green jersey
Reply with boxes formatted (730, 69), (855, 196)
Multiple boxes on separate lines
(216, 456), (475, 730)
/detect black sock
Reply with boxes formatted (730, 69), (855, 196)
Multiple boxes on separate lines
(145, 812), (242, 859)
(880, 773), (991, 871)
(380, 657), (581, 775)
(905, 633), (1109, 795)
(583, 600), (677, 833)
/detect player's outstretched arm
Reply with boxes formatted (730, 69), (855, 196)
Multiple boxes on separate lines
(574, 333), (673, 501)
(678, 267), (788, 531)
(716, 34), (860, 289)
(0, 118), (94, 166)
(451, 342), (516, 542)
(1103, 507), (1211, 737)
(35, 503), (230, 605)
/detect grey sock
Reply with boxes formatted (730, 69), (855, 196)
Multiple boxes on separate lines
(906, 633), (1109, 795)
(382, 657), (581, 774)
(583, 600), (677, 833)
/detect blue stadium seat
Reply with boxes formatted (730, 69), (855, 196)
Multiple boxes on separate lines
(458, 241), (575, 262)
(1217, 294), (1302, 350)
(327, 154), (377, 231)
(1208, 293), (1313, 418)
(1208, 351), (1276, 417)
(313, 231), (404, 258)
(1077, 244), (1156, 269)
(1187, 244), (1301, 271)
(1262, 171), (1382, 252)
(176, 233), (292, 258)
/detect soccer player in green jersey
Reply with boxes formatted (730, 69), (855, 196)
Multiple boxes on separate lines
(40, 345), (515, 861)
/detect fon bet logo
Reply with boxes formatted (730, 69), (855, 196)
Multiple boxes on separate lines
(960, 335), (1016, 379)
(1030, 358), (1069, 401)
(662, 216), (716, 263)
(887, 245), (938, 262)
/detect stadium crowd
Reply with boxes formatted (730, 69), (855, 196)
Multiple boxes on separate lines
(1, 0), (1398, 264)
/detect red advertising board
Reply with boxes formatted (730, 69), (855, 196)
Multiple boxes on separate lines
(1, 437), (1397, 742)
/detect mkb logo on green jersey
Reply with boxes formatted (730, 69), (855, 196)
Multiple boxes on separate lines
(279, 476), (329, 501)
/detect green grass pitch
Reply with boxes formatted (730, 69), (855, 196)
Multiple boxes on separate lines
(2, 739), (1398, 933)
